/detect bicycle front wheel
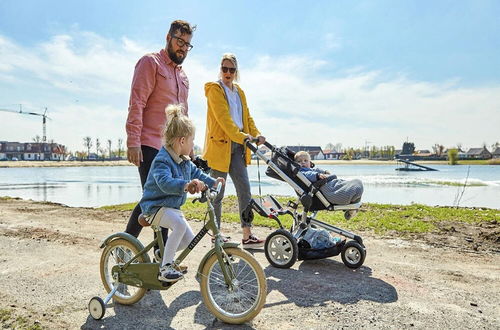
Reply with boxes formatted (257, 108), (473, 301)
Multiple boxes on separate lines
(200, 247), (267, 324)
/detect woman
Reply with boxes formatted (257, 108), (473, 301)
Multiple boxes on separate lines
(202, 53), (266, 248)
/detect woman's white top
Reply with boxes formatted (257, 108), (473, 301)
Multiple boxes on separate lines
(221, 82), (243, 130)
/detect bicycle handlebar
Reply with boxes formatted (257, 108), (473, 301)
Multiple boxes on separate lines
(209, 182), (223, 199)
(193, 182), (223, 204)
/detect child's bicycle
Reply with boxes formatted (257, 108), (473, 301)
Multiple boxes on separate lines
(88, 183), (267, 324)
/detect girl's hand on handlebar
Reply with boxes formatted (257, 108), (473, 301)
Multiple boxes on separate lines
(186, 179), (205, 194)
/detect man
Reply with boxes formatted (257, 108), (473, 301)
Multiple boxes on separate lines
(125, 20), (195, 248)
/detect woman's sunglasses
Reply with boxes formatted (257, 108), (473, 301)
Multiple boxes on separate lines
(221, 66), (236, 74)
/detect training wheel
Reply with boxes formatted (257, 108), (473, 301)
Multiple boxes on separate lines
(88, 296), (106, 320)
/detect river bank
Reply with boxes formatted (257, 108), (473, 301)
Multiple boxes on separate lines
(0, 197), (498, 329)
(1, 158), (498, 168)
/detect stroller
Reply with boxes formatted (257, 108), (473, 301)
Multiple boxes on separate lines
(245, 140), (366, 269)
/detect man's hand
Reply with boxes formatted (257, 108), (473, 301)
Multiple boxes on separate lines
(127, 147), (143, 167)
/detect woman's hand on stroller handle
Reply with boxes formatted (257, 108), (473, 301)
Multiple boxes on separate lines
(245, 135), (266, 146)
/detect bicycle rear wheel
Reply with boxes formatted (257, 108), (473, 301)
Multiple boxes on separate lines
(200, 247), (267, 324)
(100, 238), (147, 305)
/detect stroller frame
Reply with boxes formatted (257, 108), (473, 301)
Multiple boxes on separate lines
(245, 140), (366, 269)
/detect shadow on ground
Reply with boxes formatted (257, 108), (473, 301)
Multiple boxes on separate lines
(81, 254), (397, 329)
(264, 257), (398, 308)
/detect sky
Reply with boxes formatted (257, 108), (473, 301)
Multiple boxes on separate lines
(1, 0), (499, 153)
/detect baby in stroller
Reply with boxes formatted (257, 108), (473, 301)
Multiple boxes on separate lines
(294, 151), (363, 208)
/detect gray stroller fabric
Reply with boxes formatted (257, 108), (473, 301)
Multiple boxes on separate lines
(319, 178), (364, 205)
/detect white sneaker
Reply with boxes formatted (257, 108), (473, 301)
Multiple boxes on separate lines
(158, 264), (184, 282)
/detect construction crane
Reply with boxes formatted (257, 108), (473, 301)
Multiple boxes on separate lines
(0, 105), (50, 142)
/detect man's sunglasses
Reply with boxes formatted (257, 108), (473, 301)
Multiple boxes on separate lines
(221, 66), (236, 74)
(172, 36), (193, 51)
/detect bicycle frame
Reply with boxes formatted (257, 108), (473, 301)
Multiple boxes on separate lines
(109, 184), (239, 290)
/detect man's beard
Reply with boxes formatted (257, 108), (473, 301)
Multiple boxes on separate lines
(167, 41), (185, 65)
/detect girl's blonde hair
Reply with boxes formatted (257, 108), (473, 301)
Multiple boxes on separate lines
(163, 104), (195, 147)
(219, 52), (240, 81)
(294, 151), (311, 161)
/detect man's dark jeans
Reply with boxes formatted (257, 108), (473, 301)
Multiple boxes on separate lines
(125, 145), (168, 249)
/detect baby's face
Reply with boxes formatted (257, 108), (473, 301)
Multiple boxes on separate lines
(296, 156), (311, 168)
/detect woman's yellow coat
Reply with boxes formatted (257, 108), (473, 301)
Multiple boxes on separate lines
(202, 82), (260, 173)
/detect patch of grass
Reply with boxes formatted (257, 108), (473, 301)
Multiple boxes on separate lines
(100, 196), (499, 235)
(100, 202), (136, 211)
(0, 308), (43, 330)
(0, 309), (12, 322)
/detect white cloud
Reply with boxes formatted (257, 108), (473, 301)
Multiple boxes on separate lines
(1, 31), (499, 154)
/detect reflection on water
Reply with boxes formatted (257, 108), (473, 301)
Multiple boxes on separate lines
(0, 165), (499, 209)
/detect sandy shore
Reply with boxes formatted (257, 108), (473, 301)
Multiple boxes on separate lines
(0, 159), (133, 168)
(0, 159), (423, 168)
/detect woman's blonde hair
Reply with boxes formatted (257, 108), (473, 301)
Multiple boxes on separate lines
(219, 53), (240, 81)
(163, 104), (195, 147)
(294, 151), (311, 161)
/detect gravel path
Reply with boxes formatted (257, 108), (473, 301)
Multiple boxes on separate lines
(0, 198), (498, 329)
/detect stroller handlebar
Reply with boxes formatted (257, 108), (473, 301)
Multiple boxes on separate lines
(244, 138), (275, 152)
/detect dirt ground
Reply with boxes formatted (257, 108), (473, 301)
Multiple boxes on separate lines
(0, 198), (498, 329)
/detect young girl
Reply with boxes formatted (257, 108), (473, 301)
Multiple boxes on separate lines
(139, 104), (224, 282)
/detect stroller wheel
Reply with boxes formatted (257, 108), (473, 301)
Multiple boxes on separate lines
(264, 229), (298, 268)
(341, 240), (366, 269)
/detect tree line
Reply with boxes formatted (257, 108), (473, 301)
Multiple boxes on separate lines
(76, 137), (125, 160)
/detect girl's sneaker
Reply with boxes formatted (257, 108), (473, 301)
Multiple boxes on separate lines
(158, 264), (184, 282)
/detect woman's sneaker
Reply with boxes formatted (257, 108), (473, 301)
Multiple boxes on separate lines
(211, 235), (231, 247)
(242, 235), (265, 249)
(344, 209), (358, 220)
(158, 264), (184, 282)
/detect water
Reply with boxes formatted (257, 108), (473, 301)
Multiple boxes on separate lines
(0, 164), (499, 209)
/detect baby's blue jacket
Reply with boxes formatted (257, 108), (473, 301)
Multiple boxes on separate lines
(139, 146), (215, 216)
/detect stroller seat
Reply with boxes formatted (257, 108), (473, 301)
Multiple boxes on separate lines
(265, 146), (361, 212)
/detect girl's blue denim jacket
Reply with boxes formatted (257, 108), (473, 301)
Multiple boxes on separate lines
(139, 146), (216, 216)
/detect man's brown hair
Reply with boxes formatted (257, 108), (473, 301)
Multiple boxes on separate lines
(168, 20), (196, 36)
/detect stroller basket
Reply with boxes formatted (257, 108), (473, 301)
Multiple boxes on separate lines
(297, 240), (344, 260)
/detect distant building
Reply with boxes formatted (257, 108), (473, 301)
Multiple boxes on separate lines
(414, 149), (433, 157)
(492, 147), (500, 159)
(322, 149), (345, 160)
(286, 146), (325, 160)
(466, 147), (492, 160)
(0, 141), (66, 161)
